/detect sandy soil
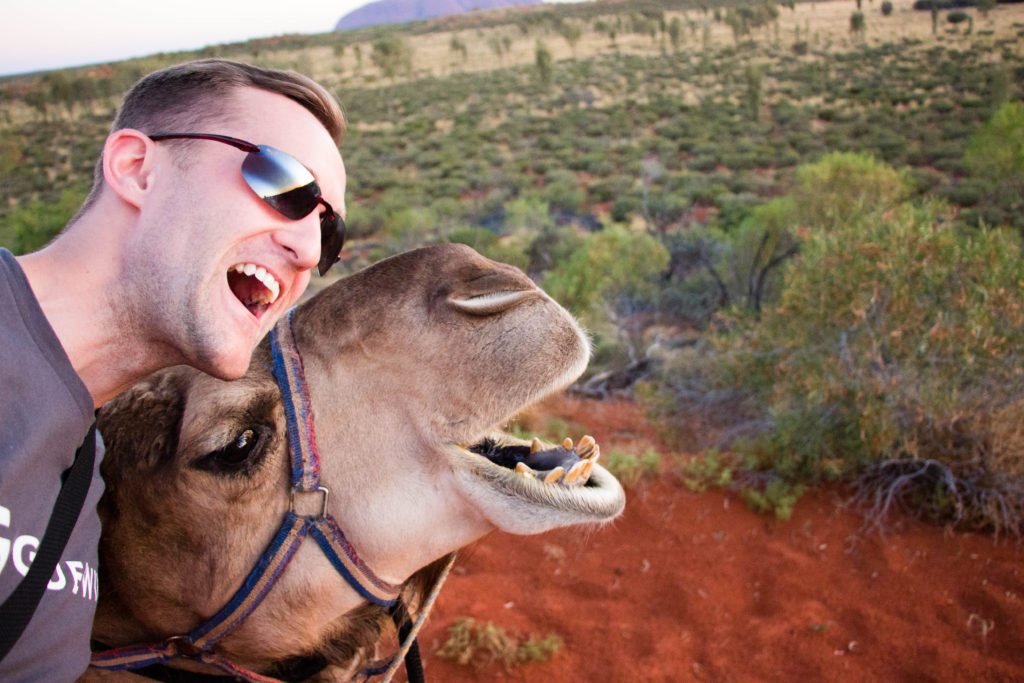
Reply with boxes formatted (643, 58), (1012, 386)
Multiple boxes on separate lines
(415, 396), (1024, 682)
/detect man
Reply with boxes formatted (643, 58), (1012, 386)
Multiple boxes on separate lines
(0, 59), (347, 681)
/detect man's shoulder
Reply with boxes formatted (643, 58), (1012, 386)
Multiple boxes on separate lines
(0, 248), (93, 426)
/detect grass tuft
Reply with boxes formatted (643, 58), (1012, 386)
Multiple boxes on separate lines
(605, 448), (662, 487)
(434, 617), (563, 671)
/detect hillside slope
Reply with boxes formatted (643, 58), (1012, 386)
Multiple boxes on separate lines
(335, 0), (542, 30)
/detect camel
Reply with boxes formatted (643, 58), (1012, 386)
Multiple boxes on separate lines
(84, 244), (626, 681)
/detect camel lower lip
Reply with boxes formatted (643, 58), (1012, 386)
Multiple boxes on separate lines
(451, 438), (626, 530)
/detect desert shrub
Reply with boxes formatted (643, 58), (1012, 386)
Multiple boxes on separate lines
(534, 40), (553, 88)
(370, 34), (413, 81)
(544, 226), (669, 377)
(789, 151), (911, 228)
(0, 188), (86, 254)
(946, 10), (970, 24)
(722, 198), (801, 314)
(543, 226), (670, 319)
(542, 169), (586, 214)
(679, 447), (805, 519)
(0, 134), (21, 179)
(659, 228), (735, 326)
(379, 206), (443, 252)
(964, 102), (1024, 181)
(882, 0), (894, 14)
(610, 194), (642, 223)
(503, 197), (554, 236)
(605, 448), (662, 487)
(850, 11), (866, 36)
(710, 199), (1024, 531)
(939, 177), (987, 206)
(962, 102), (1024, 231)
(525, 223), (584, 276)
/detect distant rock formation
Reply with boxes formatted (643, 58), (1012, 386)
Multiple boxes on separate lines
(335, 0), (543, 31)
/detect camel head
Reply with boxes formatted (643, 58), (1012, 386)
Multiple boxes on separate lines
(93, 244), (625, 678)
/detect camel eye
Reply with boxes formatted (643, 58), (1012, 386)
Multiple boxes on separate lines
(197, 427), (268, 475)
(223, 429), (258, 463)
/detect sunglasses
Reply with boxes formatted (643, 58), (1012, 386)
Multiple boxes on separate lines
(149, 132), (345, 276)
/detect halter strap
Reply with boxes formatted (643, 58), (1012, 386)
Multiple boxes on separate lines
(270, 310), (400, 606)
(92, 311), (400, 680)
(269, 309), (322, 492)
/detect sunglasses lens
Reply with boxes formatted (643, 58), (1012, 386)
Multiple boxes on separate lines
(241, 145), (320, 219)
(318, 213), (346, 276)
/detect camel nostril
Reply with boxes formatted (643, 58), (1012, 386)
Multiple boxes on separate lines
(447, 289), (539, 316)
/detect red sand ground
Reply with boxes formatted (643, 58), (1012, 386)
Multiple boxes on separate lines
(417, 397), (1024, 682)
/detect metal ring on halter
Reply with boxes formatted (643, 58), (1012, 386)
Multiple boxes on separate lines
(289, 485), (330, 518)
(163, 636), (203, 659)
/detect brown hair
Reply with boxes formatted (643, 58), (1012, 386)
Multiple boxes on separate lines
(78, 59), (345, 215)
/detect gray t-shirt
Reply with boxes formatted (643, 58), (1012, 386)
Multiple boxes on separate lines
(0, 248), (103, 682)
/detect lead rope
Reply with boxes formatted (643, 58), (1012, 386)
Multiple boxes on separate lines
(377, 553), (456, 683)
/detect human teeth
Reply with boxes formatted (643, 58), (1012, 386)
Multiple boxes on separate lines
(531, 438), (543, 454)
(231, 263), (281, 305)
(544, 467), (564, 485)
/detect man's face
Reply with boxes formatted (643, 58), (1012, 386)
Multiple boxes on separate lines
(125, 87), (346, 380)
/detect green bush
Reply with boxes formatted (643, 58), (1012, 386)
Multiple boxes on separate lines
(0, 188), (86, 254)
(605, 448), (662, 487)
(543, 226), (670, 319)
(964, 102), (1024, 181)
(711, 198), (1024, 528)
(789, 151), (910, 228)
(962, 102), (1024, 231)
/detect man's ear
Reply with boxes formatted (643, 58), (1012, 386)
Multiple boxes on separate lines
(101, 128), (158, 209)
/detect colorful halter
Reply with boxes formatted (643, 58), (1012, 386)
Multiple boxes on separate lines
(91, 310), (401, 681)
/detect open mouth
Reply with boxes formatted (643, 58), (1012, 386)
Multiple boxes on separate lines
(468, 435), (600, 486)
(450, 430), (625, 532)
(228, 263), (281, 319)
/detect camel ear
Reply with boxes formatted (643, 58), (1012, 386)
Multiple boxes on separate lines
(98, 369), (189, 480)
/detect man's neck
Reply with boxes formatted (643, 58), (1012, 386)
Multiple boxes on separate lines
(17, 220), (182, 408)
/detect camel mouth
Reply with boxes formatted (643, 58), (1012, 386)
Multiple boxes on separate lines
(449, 433), (626, 531)
(467, 434), (599, 486)
(227, 263), (280, 318)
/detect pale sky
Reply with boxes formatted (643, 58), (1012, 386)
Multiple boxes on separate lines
(0, 0), (587, 77)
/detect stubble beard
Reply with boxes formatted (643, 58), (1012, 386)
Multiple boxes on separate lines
(117, 252), (252, 382)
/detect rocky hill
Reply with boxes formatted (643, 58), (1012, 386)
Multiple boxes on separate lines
(335, 0), (542, 31)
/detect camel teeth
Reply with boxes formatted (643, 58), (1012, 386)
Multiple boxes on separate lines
(562, 437), (574, 450)
(580, 460), (594, 481)
(531, 437), (544, 454)
(585, 445), (601, 463)
(544, 467), (565, 485)
(564, 461), (586, 485)
(515, 462), (536, 479)
(577, 435), (596, 456)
